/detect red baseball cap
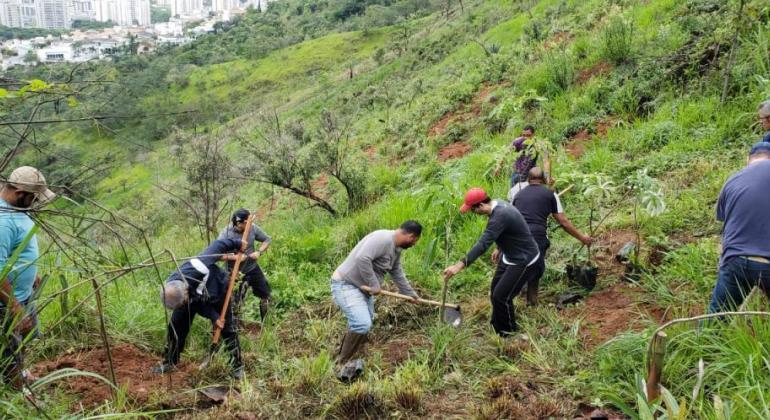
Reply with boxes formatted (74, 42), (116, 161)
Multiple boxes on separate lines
(460, 187), (489, 213)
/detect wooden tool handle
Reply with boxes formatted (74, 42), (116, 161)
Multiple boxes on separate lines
(360, 285), (460, 310)
(212, 214), (254, 344)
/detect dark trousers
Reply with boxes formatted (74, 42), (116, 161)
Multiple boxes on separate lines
(1, 298), (37, 385)
(164, 301), (242, 367)
(490, 260), (541, 336)
(243, 265), (271, 300)
(524, 237), (549, 306)
(0, 305), (21, 385)
(708, 256), (770, 315)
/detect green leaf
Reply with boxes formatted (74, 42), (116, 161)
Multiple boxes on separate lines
(27, 79), (50, 92)
(67, 97), (79, 108)
(0, 88), (8, 98)
(637, 393), (655, 420)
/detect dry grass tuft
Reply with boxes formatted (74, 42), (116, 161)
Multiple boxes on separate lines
(329, 382), (385, 419)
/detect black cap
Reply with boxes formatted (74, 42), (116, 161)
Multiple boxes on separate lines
(749, 141), (770, 156)
(232, 208), (250, 225)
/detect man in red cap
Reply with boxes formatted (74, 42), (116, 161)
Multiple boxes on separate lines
(443, 187), (540, 337)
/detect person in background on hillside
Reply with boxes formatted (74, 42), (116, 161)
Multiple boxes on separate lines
(707, 142), (770, 317)
(758, 100), (770, 143)
(510, 125), (537, 188)
(511, 167), (592, 306)
(0, 166), (56, 390)
(443, 188), (540, 337)
(331, 221), (422, 382)
(153, 237), (248, 379)
(218, 209), (272, 322)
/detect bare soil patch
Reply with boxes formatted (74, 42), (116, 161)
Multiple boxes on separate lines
(574, 283), (645, 348)
(438, 141), (472, 161)
(31, 343), (198, 408)
(566, 129), (591, 159)
(576, 61), (613, 85)
(427, 82), (507, 138)
(592, 229), (637, 280)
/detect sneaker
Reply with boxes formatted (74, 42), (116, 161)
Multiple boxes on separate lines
(231, 365), (245, 380)
(151, 362), (176, 374)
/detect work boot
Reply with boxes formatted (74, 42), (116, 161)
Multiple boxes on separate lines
(231, 365), (245, 380)
(335, 332), (368, 366)
(336, 359), (365, 383)
(259, 299), (270, 322)
(151, 361), (176, 374)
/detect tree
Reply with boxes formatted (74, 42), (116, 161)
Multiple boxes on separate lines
(314, 109), (369, 212)
(242, 113), (339, 216)
(159, 130), (234, 241)
(23, 50), (38, 64)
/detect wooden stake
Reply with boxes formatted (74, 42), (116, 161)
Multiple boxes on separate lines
(646, 331), (667, 403)
(212, 214), (254, 344)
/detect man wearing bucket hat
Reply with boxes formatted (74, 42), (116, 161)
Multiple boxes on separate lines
(0, 166), (56, 388)
(443, 188), (540, 337)
(152, 237), (247, 379)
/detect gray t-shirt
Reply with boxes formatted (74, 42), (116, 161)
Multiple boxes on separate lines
(333, 229), (416, 297)
(717, 160), (770, 266)
(217, 224), (271, 273)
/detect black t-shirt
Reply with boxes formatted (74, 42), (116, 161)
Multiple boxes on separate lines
(512, 184), (562, 239)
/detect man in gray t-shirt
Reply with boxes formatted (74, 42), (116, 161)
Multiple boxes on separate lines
(218, 208), (272, 321)
(331, 220), (422, 382)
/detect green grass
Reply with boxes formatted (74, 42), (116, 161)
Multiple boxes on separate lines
(5, 0), (770, 417)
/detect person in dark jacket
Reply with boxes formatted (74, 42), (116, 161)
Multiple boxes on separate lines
(512, 167), (592, 306)
(443, 188), (540, 337)
(218, 209), (273, 321)
(152, 238), (247, 379)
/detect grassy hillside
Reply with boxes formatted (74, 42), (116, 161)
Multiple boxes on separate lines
(3, 0), (770, 418)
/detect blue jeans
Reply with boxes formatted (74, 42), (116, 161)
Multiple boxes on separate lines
(511, 172), (526, 188)
(331, 280), (374, 334)
(707, 256), (770, 315)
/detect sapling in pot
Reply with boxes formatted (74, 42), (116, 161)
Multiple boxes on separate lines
(564, 173), (616, 291)
(623, 169), (666, 281)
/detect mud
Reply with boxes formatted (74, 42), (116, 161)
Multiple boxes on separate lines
(576, 61), (613, 85)
(566, 129), (591, 159)
(438, 141), (472, 161)
(31, 343), (198, 408)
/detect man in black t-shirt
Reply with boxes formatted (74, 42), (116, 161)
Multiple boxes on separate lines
(512, 167), (592, 306)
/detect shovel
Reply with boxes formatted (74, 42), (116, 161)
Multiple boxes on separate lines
(360, 286), (462, 327)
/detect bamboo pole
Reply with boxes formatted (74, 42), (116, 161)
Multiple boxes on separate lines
(646, 331), (667, 403)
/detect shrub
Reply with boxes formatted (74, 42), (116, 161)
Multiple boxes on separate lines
(600, 16), (634, 65)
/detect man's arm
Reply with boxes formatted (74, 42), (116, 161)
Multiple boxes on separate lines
(716, 187), (726, 222)
(552, 213), (591, 245)
(462, 216), (503, 267)
(355, 238), (384, 294)
(388, 257), (418, 298)
(252, 225), (272, 256)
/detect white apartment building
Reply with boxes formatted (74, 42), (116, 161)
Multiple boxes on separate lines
(93, 0), (148, 27)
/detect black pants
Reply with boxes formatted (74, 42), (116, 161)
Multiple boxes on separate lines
(243, 265), (271, 300)
(524, 237), (549, 306)
(0, 305), (21, 385)
(1, 298), (36, 385)
(489, 260), (542, 336)
(164, 301), (242, 367)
